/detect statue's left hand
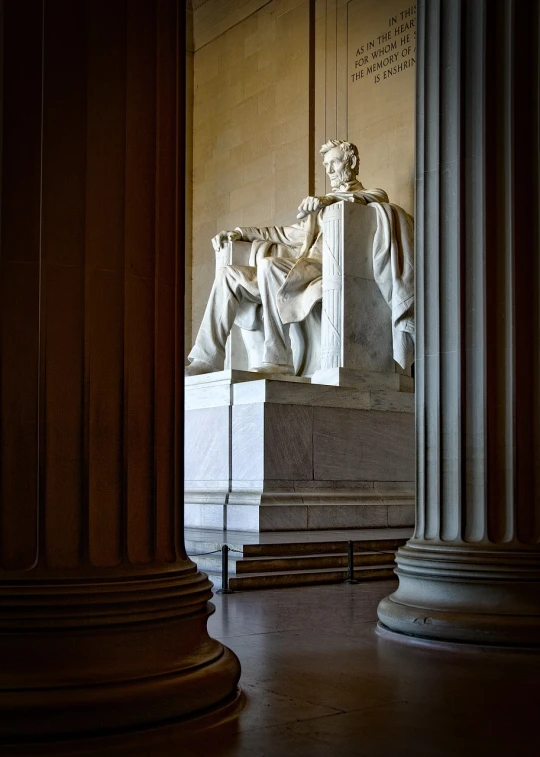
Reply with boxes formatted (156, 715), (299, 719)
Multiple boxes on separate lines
(211, 229), (242, 252)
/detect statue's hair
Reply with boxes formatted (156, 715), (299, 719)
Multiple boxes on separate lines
(319, 139), (359, 176)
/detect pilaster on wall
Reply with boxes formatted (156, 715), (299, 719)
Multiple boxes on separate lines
(314, 0), (349, 196)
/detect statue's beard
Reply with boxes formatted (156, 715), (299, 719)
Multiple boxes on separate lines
(329, 167), (355, 190)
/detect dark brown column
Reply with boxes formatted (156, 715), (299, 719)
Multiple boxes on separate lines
(0, 0), (240, 747)
(378, 0), (540, 646)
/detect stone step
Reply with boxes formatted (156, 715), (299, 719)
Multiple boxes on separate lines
(235, 551), (392, 573)
(193, 549), (397, 592)
(185, 530), (407, 591)
(185, 537), (406, 560)
(229, 564), (396, 590)
(242, 537), (407, 558)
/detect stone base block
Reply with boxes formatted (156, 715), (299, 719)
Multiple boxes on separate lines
(312, 367), (413, 392)
(185, 371), (415, 532)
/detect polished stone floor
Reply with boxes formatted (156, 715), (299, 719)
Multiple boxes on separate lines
(184, 580), (539, 756)
(13, 581), (540, 756)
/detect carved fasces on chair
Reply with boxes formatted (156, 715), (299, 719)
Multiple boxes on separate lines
(316, 201), (395, 378)
(320, 204), (342, 370)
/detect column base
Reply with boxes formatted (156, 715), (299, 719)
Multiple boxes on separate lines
(376, 621), (540, 653)
(2, 673), (243, 756)
(0, 566), (242, 746)
(377, 542), (540, 647)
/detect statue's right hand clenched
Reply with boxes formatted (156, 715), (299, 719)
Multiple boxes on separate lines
(212, 229), (242, 252)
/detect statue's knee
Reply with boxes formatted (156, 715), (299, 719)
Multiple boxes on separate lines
(215, 265), (232, 282)
(256, 257), (275, 274)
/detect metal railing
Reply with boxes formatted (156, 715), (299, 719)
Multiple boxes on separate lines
(187, 540), (397, 593)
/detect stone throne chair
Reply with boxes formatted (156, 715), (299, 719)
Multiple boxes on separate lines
(185, 200), (415, 533)
(217, 200), (411, 388)
(215, 242), (322, 377)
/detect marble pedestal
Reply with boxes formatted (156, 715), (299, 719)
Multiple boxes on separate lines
(185, 371), (414, 532)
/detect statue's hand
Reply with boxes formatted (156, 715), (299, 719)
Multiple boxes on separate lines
(212, 229), (242, 252)
(297, 196), (330, 220)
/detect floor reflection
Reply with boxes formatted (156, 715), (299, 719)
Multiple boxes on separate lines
(6, 580), (540, 756)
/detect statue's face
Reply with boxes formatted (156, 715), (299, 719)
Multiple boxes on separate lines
(322, 145), (355, 189)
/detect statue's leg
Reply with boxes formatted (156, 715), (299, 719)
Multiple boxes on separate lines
(256, 257), (296, 369)
(188, 265), (259, 372)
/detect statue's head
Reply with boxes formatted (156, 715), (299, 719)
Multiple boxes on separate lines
(319, 139), (359, 190)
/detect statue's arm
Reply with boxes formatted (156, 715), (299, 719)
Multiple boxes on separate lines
(211, 221), (307, 254)
(235, 223), (307, 247)
(212, 192), (369, 251)
(296, 191), (368, 219)
(296, 194), (344, 220)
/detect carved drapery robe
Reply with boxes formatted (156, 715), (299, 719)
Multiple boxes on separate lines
(234, 180), (415, 369)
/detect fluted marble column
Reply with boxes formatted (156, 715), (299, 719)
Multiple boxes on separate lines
(0, 0), (240, 747)
(378, 0), (540, 646)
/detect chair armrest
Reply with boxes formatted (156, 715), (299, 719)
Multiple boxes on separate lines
(215, 241), (252, 271)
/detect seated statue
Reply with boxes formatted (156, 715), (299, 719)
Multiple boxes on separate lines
(186, 139), (415, 377)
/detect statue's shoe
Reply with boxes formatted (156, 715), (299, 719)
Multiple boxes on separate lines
(249, 363), (294, 375)
(185, 359), (219, 377)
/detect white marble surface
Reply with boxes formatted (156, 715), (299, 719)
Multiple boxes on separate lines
(230, 402), (314, 483)
(232, 380), (371, 410)
(231, 403), (265, 482)
(186, 376), (414, 414)
(313, 406), (414, 482)
(184, 383), (231, 411)
(185, 368), (310, 388)
(184, 406), (229, 482)
(184, 503), (226, 530)
(184, 377), (414, 531)
(188, 139), (414, 379)
(370, 390), (415, 413)
(320, 202), (395, 373)
(342, 275), (395, 372)
(184, 525), (413, 549)
(184, 480), (230, 504)
(311, 367), (413, 392)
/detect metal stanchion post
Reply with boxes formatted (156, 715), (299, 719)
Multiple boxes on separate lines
(343, 540), (358, 584)
(216, 544), (234, 594)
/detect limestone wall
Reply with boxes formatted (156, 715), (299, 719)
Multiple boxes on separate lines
(186, 0), (416, 344)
